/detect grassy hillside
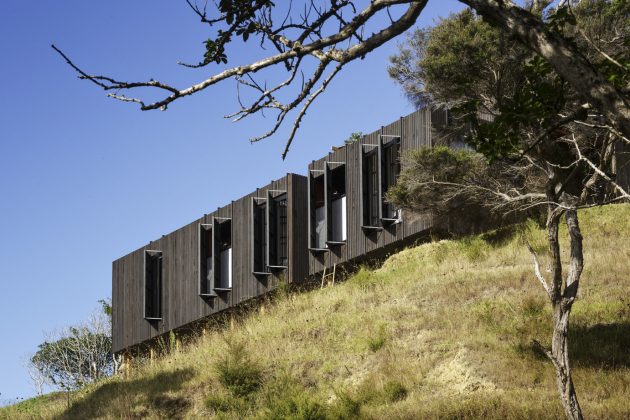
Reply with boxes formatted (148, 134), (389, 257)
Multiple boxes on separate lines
(4, 204), (629, 419)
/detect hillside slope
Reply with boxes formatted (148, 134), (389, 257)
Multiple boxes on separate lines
(4, 204), (630, 419)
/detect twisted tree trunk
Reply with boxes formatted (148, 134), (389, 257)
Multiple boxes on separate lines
(550, 301), (583, 420)
(536, 206), (584, 420)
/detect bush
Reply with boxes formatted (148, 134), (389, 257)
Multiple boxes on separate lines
(349, 267), (378, 291)
(328, 391), (362, 419)
(366, 325), (388, 352)
(214, 340), (263, 397)
(382, 381), (408, 403)
(458, 236), (489, 262)
(258, 373), (326, 420)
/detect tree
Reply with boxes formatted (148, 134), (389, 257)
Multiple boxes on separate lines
(52, 0), (630, 160)
(28, 302), (114, 399)
(387, 3), (629, 419)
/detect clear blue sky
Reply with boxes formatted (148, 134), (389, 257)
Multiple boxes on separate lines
(0, 0), (463, 404)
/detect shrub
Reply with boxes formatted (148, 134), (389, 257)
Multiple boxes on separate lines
(348, 267), (378, 291)
(382, 381), (408, 403)
(366, 325), (388, 352)
(259, 373), (326, 420)
(458, 236), (489, 262)
(274, 277), (291, 301)
(328, 391), (362, 419)
(214, 340), (263, 397)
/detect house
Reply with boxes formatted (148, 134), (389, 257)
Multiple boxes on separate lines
(306, 107), (449, 277)
(112, 174), (308, 354)
(112, 106), (630, 355)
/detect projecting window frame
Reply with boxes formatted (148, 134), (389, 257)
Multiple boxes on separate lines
(251, 197), (270, 276)
(198, 223), (216, 298)
(360, 143), (382, 231)
(267, 190), (289, 270)
(308, 169), (328, 253)
(144, 250), (163, 321)
(213, 217), (233, 293)
(380, 135), (402, 225)
(325, 161), (347, 247)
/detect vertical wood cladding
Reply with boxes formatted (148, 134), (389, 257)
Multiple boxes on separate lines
(112, 174), (308, 353)
(307, 108), (444, 275)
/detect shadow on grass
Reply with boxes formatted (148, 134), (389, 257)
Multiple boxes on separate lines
(479, 223), (524, 248)
(570, 322), (630, 368)
(56, 368), (195, 420)
(521, 322), (630, 369)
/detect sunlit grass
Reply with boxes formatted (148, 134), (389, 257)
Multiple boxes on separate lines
(2, 204), (629, 419)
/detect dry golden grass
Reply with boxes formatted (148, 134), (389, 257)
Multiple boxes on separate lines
(3, 204), (629, 419)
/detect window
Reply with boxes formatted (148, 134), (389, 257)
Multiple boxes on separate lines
(199, 224), (214, 296)
(144, 250), (162, 320)
(252, 198), (268, 274)
(309, 171), (326, 249)
(327, 164), (346, 243)
(362, 146), (381, 227)
(214, 218), (232, 290)
(381, 138), (401, 221)
(268, 192), (288, 268)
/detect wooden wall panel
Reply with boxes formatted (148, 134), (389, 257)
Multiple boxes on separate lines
(289, 174), (309, 284)
(112, 106), (455, 353)
(306, 108), (441, 279)
(112, 174), (309, 353)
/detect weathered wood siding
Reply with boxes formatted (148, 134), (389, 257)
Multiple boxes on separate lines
(112, 174), (308, 353)
(307, 108), (446, 275)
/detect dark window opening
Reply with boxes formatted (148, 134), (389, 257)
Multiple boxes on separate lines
(382, 139), (401, 220)
(362, 148), (380, 227)
(144, 251), (162, 320)
(268, 192), (288, 267)
(309, 172), (326, 249)
(252, 199), (268, 274)
(327, 165), (346, 243)
(199, 224), (214, 296)
(214, 219), (232, 290)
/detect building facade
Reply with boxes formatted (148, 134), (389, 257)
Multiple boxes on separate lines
(306, 108), (449, 276)
(112, 174), (308, 353)
(112, 106), (630, 354)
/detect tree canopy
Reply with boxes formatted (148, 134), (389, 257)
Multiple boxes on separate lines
(386, 4), (628, 418)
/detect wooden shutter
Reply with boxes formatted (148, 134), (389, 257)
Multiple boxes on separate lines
(267, 193), (277, 267)
(213, 219), (220, 290)
(252, 200), (266, 272)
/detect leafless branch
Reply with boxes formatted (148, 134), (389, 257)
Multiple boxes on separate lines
(53, 0), (426, 158)
(525, 240), (552, 298)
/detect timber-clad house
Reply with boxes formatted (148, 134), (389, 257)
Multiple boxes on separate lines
(112, 107), (630, 354)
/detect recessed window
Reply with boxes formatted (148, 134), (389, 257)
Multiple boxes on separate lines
(381, 138), (401, 221)
(252, 199), (268, 274)
(268, 192), (288, 268)
(199, 224), (214, 296)
(309, 171), (326, 249)
(214, 218), (232, 290)
(327, 164), (346, 243)
(144, 250), (162, 320)
(362, 146), (381, 228)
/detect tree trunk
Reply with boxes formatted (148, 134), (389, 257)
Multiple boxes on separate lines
(461, 0), (630, 140)
(541, 207), (584, 420)
(551, 302), (583, 420)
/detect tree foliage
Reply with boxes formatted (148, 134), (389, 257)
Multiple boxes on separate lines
(387, 3), (629, 419)
(29, 302), (113, 392)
